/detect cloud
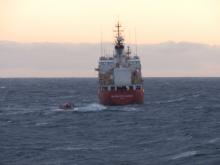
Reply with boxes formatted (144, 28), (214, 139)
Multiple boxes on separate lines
(0, 41), (219, 77)
(138, 42), (220, 76)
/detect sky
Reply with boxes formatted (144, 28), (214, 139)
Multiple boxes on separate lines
(0, 0), (220, 77)
(1, 0), (220, 44)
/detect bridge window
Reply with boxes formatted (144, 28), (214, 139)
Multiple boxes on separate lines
(136, 86), (141, 90)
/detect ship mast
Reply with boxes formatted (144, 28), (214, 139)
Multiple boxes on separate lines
(116, 22), (122, 42)
(114, 22), (124, 55)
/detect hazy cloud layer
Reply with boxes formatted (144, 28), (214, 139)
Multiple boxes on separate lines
(0, 41), (219, 77)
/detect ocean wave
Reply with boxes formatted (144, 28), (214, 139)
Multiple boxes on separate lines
(171, 151), (197, 160)
(0, 86), (6, 89)
(154, 97), (186, 104)
(51, 145), (118, 151)
(150, 92), (201, 105)
(3, 108), (38, 115)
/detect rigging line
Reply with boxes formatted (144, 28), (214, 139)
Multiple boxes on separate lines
(100, 26), (103, 57)
(135, 27), (138, 55)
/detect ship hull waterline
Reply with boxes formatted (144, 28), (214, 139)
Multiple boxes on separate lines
(98, 89), (144, 106)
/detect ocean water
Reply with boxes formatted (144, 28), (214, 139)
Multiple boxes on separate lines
(0, 78), (220, 165)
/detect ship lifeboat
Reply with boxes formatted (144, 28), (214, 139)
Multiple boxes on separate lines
(59, 102), (74, 110)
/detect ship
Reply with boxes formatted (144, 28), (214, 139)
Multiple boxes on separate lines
(96, 22), (144, 105)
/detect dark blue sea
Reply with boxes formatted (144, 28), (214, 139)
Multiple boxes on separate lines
(0, 78), (220, 165)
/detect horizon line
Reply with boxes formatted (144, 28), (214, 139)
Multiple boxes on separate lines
(0, 76), (220, 79)
(0, 40), (219, 46)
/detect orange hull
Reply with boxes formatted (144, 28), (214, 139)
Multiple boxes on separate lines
(98, 89), (144, 105)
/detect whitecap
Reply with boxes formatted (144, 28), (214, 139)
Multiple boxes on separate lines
(0, 86), (6, 89)
(155, 97), (185, 104)
(119, 106), (141, 112)
(194, 105), (203, 109)
(5, 109), (36, 115)
(51, 145), (118, 151)
(124, 107), (137, 111)
(74, 103), (106, 112)
(54, 108), (75, 112)
(108, 106), (138, 112)
(35, 122), (48, 126)
(171, 151), (197, 160)
(208, 138), (220, 144)
(192, 94), (200, 98)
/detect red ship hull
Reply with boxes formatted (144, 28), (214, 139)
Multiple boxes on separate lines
(98, 89), (144, 105)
